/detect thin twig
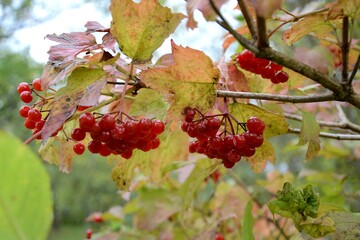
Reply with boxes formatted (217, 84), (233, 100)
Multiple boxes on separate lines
(284, 112), (360, 134)
(348, 54), (360, 85)
(237, 0), (257, 39)
(216, 91), (335, 103)
(289, 128), (360, 140)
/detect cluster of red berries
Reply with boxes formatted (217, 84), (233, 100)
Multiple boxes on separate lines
(181, 108), (265, 169)
(236, 49), (289, 84)
(17, 78), (42, 103)
(72, 112), (165, 159)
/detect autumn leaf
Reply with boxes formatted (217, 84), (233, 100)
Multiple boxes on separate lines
(140, 40), (220, 121)
(246, 140), (275, 173)
(42, 67), (105, 139)
(110, 0), (185, 62)
(329, 0), (360, 19)
(282, 15), (341, 45)
(297, 111), (321, 161)
(250, 0), (283, 18)
(186, 0), (227, 29)
(46, 32), (100, 62)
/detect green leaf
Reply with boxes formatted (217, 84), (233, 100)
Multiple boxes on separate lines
(0, 131), (53, 240)
(140, 41), (219, 121)
(246, 139), (275, 173)
(42, 67), (105, 139)
(297, 111), (321, 161)
(110, 0), (185, 62)
(300, 214), (336, 238)
(242, 201), (255, 240)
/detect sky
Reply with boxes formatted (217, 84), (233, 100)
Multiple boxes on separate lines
(12, 0), (238, 64)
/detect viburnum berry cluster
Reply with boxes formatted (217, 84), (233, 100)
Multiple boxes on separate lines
(236, 49), (289, 84)
(71, 112), (165, 159)
(181, 107), (265, 169)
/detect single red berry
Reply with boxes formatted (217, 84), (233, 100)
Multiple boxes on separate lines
(275, 70), (289, 83)
(121, 150), (133, 159)
(261, 66), (276, 79)
(124, 120), (138, 136)
(35, 119), (46, 130)
(151, 138), (161, 149)
(270, 74), (281, 84)
(17, 82), (31, 94)
(138, 118), (152, 133)
(20, 91), (33, 103)
(228, 149), (241, 163)
(152, 120), (165, 135)
(24, 118), (36, 129)
(73, 142), (85, 155)
(223, 159), (235, 169)
(79, 112), (95, 131)
(215, 233), (225, 240)
(27, 108), (42, 122)
(99, 113), (116, 131)
(32, 78), (42, 91)
(71, 128), (86, 141)
(269, 62), (283, 72)
(19, 105), (31, 118)
(88, 140), (102, 154)
(111, 123), (125, 140)
(246, 117), (265, 135)
(86, 229), (93, 239)
(183, 107), (196, 122)
(99, 143), (112, 157)
(189, 141), (198, 153)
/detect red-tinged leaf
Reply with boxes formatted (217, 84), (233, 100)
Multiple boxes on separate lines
(40, 60), (87, 90)
(222, 26), (250, 51)
(186, 0), (227, 29)
(58, 140), (75, 173)
(227, 63), (250, 93)
(85, 21), (109, 32)
(249, 0), (283, 18)
(297, 111), (321, 161)
(294, 46), (334, 74)
(282, 15), (341, 45)
(140, 40), (220, 121)
(46, 32), (99, 62)
(329, 0), (360, 19)
(41, 68), (105, 140)
(110, 0), (185, 62)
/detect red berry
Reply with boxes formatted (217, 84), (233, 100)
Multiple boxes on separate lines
(138, 118), (152, 133)
(73, 142), (85, 155)
(261, 66), (276, 79)
(32, 78), (42, 91)
(111, 123), (125, 140)
(77, 105), (91, 111)
(246, 117), (265, 135)
(275, 70), (289, 83)
(20, 91), (33, 103)
(79, 112), (95, 131)
(99, 113), (116, 131)
(151, 138), (161, 149)
(124, 120), (138, 135)
(189, 141), (198, 153)
(223, 159), (235, 169)
(228, 149), (241, 163)
(121, 150), (133, 159)
(93, 213), (103, 223)
(269, 62), (283, 71)
(215, 233), (225, 240)
(88, 140), (102, 154)
(183, 108), (196, 122)
(71, 128), (86, 141)
(152, 120), (165, 135)
(86, 229), (92, 239)
(19, 105), (31, 118)
(99, 143), (112, 157)
(35, 119), (46, 130)
(24, 118), (36, 129)
(17, 82), (31, 94)
(27, 108), (42, 122)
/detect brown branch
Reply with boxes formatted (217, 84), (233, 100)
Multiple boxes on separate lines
(349, 53), (360, 86)
(216, 91), (335, 103)
(237, 0), (257, 39)
(342, 16), (350, 86)
(289, 128), (360, 140)
(256, 14), (268, 49)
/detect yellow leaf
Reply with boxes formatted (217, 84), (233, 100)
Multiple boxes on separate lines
(140, 40), (220, 121)
(297, 112), (321, 161)
(110, 0), (185, 62)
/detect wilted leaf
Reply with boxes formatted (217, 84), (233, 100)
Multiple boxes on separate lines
(300, 214), (336, 238)
(242, 201), (255, 240)
(85, 21), (109, 32)
(140, 41), (219, 121)
(58, 140), (76, 173)
(227, 63), (250, 93)
(46, 32), (99, 62)
(0, 131), (53, 240)
(42, 67), (105, 139)
(297, 111), (321, 161)
(229, 103), (288, 138)
(110, 0), (185, 62)
(283, 15), (341, 45)
(186, 0), (227, 29)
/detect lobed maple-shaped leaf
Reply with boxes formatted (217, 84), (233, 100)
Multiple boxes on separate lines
(46, 32), (100, 62)
(186, 0), (227, 29)
(110, 0), (185, 62)
(297, 111), (321, 161)
(84, 21), (116, 52)
(41, 67), (105, 140)
(282, 15), (341, 45)
(140, 41), (220, 121)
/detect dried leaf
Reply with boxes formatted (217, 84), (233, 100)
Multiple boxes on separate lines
(85, 21), (109, 32)
(58, 140), (75, 173)
(140, 40), (219, 121)
(227, 63), (250, 93)
(250, 0), (283, 18)
(42, 67), (105, 139)
(186, 0), (227, 29)
(110, 0), (185, 62)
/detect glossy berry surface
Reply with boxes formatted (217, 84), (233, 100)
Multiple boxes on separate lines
(17, 82), (31, 94)
(19, 105), (31, 118)
(32, 78), (42, 91)
(73, 142), (85, 155)
(20, 91), (33, 103)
